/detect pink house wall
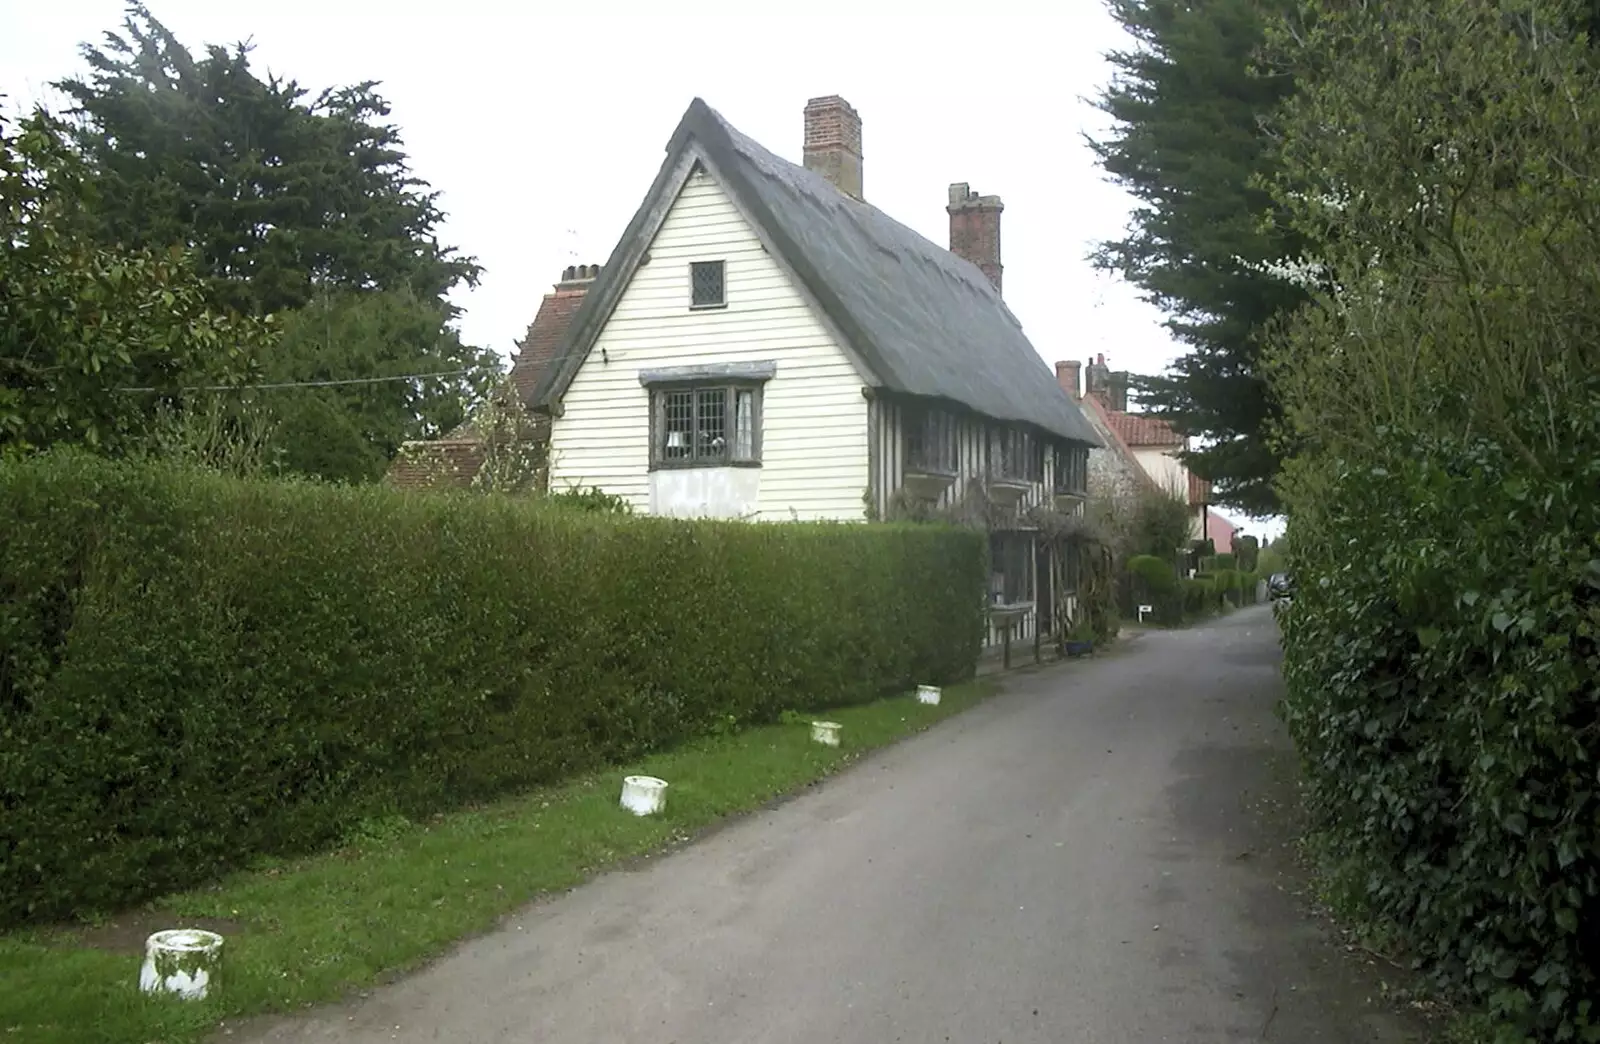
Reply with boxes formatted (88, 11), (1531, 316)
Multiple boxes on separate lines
(1205, 509), (1240, 552)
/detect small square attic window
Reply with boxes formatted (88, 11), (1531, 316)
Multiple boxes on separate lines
(690, 260), (726, 309)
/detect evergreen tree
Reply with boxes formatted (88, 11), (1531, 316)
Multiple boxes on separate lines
(1090, 0), (1307, 515)
(52, 4), (499, 480)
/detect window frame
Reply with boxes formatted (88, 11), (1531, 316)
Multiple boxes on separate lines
(647, 379), (764, 470)
(989, 425), (1044, 484)
(903, 403), (959, 476)
(987, 530), (1036, 605)
(688, 260), (727, 310)
(1053, 442), (1089, 496)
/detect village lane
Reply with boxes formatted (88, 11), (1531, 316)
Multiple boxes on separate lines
(235, 606), (1425, 1044)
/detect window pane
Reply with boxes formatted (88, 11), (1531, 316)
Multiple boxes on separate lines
(733, 389), (755, 460)
(696, 387), (728, 460)
(663, 390), (693, 459)
(690, 261), (725, 307)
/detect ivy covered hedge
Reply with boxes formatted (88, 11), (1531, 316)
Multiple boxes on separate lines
(0, 453), (986, 925)
(1279, 405), (1600, 1036)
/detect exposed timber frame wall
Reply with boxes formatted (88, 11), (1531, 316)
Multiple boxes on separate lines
(866, 393), (1091, 650)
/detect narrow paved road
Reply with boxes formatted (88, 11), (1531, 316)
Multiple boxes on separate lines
(237, 607), (1425, 1044)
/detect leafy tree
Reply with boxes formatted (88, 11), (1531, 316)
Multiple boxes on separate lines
(0, 110), (268, 457)
(470, 381), (550, 496)
(1265, 0), (1600, 464)
(1090, 0), (1309, 515)
(49, 4), (499, 478)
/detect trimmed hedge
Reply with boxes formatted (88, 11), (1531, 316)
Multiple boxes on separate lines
(1279, 402), (1600, 1038)
(0, 453), (986, 925)
(1127, 554), (1182, 625)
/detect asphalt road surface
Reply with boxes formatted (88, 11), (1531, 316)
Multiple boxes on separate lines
(235, 606), (1427, 1044)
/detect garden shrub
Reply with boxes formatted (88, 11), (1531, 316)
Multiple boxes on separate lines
(1126, 554), (1182, 625)
(1213, 553), (1237, 572)
(1232, 536), (1259, 573)
(0, 452), (987, 925)
(1181, 577), (1214, 618)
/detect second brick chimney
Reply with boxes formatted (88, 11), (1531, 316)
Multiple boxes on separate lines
(1056, 360), (1082, 400)
(803, 96), (863, 201)
(948, 183), (1003, 294)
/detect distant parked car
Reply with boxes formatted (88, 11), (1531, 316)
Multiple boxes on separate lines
(1268, 572), (1295, 608)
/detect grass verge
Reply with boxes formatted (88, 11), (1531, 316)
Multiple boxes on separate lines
(0, 680), (995, 1044)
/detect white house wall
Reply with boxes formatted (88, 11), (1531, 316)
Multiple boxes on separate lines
(1131, 447), (1206, 540)
(1131, 447), (1187, 499)
(547, 166), (868, 521)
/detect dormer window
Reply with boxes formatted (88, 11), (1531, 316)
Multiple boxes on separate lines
(690, 260), (726, 309)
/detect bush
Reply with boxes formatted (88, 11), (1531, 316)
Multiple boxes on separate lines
(1279, 407), (1600, 1039)
(1213, 553), (1237, 572)
(0, 452), (986, 925)
(1126, 554), (1182, 625)
(1181, 577), (1214, 617)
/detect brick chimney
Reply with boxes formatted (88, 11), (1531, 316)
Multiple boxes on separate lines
(948, 183), (1003, 294)
(803, 95), (863, 201)
(1055, 360), (1081, 400)
(1084, 354), (1131, 411)
(1106, 370), (1129, 412)
(1085, 353), (1112, 403)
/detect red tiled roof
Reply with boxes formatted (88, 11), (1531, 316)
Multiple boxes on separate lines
(508, 286), (589, 407)
(1083, 392), (1211, 505)
(386, 438), (488, 492)
(1101, 409), (1184, 449)
(1080, 394), (1162, 496)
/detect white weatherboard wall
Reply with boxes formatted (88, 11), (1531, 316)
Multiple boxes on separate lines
(547, 167), (869, 521)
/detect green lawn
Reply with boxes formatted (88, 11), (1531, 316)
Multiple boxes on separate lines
(0, 681), (994, 1044)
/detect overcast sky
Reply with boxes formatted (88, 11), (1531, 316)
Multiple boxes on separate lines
(1, 1), (1272, 533)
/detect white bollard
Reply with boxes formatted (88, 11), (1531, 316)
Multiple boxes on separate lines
(139, 928), (224, 1001)
(916, 684), (942, 706)
(810, 720), (843, 747)
(620, 775), (669, 816)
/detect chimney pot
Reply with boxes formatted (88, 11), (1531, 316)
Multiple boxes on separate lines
(556, 263), (601, 290)
(803, 95), (863, 201)
(947, 182), (1004, 295)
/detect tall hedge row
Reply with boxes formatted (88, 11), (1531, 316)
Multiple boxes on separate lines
(0, 453), (986, 925)
(1279, 402), (1600, 1037)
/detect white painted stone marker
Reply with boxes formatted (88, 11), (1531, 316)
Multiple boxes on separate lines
(620, 775), (669, 816)
(139, 928), (224, 1001)
(810, 720), (842, 747)
(916, 684), (942, 706)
